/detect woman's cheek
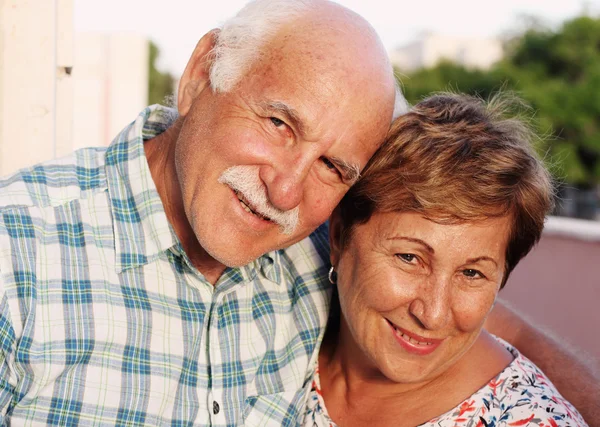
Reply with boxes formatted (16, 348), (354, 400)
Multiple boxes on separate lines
(453, 291), (497, 332)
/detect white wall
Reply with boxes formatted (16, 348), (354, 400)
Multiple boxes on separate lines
(0, 0), (74, 175)
(72, 34), (149, 150)
(0, 1), (148, 176)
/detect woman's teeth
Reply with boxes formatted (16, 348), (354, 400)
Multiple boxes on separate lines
(393, 326), (433, 346)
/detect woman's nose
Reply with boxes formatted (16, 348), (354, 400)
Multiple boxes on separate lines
(408, 276), (452, 331)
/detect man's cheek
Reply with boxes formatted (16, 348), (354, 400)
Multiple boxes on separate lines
(306, 195), (338, 226)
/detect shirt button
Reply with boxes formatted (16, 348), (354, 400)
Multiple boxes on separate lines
(213, 401), (220, 415)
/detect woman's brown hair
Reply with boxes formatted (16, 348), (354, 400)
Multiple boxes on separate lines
(336, 92), (555, 287)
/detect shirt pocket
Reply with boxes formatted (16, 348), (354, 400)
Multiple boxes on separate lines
(243, 387), (310, 427)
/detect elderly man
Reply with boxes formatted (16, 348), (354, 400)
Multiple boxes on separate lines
(0, 2), (394, 425)
(0, 0), (596, 426)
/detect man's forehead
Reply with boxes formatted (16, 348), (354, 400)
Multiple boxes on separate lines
(238, 37), (394, 169)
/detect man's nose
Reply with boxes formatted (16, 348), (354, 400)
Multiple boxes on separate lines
(408, 275), (452, 331)
(259, 149), (315, 212)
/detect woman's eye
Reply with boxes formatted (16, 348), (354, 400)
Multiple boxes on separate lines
(462, 269), (483, 279)
(270, 117), (286, 128)
(397, 253), (416, 263)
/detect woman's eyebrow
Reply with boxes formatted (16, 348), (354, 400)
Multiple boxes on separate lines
(387, 236), (434, 253)
(465, 256), (499, 267)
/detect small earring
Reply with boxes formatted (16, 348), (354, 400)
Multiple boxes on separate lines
(328, 266), (337, 284)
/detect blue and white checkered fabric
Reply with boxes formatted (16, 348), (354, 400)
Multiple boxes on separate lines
(0, 105), (332, 426)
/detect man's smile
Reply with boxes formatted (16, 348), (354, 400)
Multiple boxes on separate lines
(234, 189), (273, 222)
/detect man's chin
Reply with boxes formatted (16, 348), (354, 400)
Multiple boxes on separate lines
(203, 235), (306, 268)
(199, 246), (255, 269)
(194, 219), (316, 268)
(200, 237), (271, 268)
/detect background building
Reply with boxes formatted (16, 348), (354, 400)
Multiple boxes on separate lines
(389, 32), (503, 72)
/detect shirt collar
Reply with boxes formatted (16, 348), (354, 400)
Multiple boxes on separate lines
(104, 105), (282, 284)
(105, 105), (179, 272)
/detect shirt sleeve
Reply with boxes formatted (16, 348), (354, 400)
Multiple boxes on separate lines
(0, 283), (17, 422)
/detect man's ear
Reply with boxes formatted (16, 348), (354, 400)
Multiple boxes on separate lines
(329, 206), (344, 268)
(177, 29), (220, 117)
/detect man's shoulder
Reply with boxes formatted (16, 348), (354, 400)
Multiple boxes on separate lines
(308, 222), (330, 261)
(0, 146), (108, 212)
(277, 222), (331, 279)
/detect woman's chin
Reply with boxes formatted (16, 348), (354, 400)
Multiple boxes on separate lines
(372, 340), (473, 386)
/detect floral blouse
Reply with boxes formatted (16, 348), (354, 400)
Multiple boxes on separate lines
(303, 337), (588, 426)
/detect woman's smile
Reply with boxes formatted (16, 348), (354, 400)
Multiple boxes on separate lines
(386, 319), (444, 356)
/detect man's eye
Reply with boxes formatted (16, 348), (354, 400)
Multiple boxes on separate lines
(320, 157), (341, 176)
(270, 117), (286, 127)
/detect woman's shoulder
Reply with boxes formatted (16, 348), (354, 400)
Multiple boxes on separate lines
(302, 340), (588, 427)
(425, 337), (588, 427)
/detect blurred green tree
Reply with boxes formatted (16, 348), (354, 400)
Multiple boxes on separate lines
(148, 41), (175, 106)
(398, 16), (600, 188)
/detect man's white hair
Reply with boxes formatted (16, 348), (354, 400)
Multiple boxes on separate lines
(208, 0), (409, 115)
(209, 0), (319, 93)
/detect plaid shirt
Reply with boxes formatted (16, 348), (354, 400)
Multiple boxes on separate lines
(0, 106), (332, 426)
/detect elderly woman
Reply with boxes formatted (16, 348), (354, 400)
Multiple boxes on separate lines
(304, 94), (587, 426)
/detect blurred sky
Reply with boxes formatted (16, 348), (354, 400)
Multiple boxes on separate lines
(74, 0), (599, 76)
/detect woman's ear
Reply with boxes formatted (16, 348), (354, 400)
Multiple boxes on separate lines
(329, 206), (344, 268)
(178, 29), (220, 117)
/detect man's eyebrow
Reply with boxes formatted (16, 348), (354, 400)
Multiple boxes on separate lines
(329, 156), (361, 185)
(259, 101), (305, 135)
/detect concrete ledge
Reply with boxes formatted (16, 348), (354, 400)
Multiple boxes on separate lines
(544, 216), (600, 242)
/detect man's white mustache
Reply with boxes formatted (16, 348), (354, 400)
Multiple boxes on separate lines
(218, 165), (299, 235)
